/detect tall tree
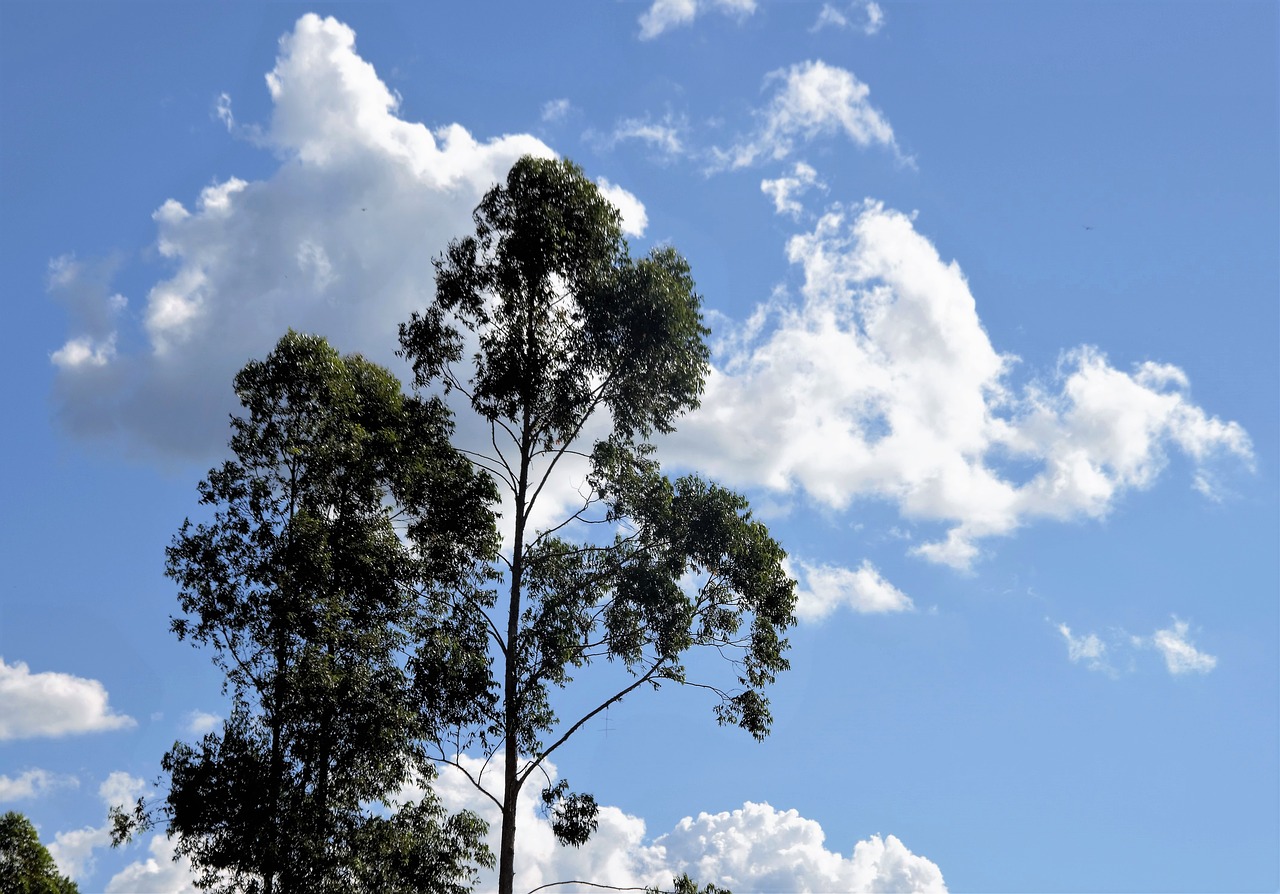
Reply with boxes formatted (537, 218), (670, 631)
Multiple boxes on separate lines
(117, 332), (498, 893)
(400, 156), (796, 894)
(0, 812), (79, 894)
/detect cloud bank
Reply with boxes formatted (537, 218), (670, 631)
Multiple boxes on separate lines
(665, 202), (1251, 568)
(50, 13), (552, 456)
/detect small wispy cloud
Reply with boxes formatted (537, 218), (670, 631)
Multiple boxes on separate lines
(1054, 616), (1217, 677)
(761, 161), (825, 218)
(541, 98), (571, 123)
(1141, 618), (1218, 675)
(812, 1), (885, 36)
(590, 113), (687, 159)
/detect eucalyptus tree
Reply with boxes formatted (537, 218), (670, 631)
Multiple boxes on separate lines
(116, 332), (498, 894)
(400, 156), (796, 894)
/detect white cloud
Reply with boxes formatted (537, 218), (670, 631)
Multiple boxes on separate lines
(542, 98), (572, 123)
(813, 2), (885, 35)
(1057, 617), (1217, 677)
(639, 0), (756, 40)
(596, 177), (649, 237)
(1057, 622), (1110, 673)
(50, 13), (554, 456)
(663, 202), (1252, 568)
(718, 61), (903, 169)
(99, 772), (147, 810)
(1145, 617), (1217, 675)
(655, 803), (946, 893)
(409, 755), (946, 893)
(48, 824), (112, 882)
(791, 558), (914, 620)
(761, 161), (824, 218)
(0, 657), (135, 740)
(183, 709), (221, 736)
(0, 769), (78, 803)
(47, 772), (152, 884)
(597, 114), (687, 158)
(106, 834), (200, 893)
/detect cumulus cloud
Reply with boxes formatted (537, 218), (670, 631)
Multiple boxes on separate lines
(47, 773), (147, 883)
(0, 769), (78, 803)
(639, 0), (756, 40)
(761, 161), (824, 219)
(663, 202), (1252, 568)
(0, 657), (135, 740)
(596, 177), (649, 237)
(106, 834), (200, 894)
(791, 558), (914, 620)
(717, 61), (904, 169)
(50, 13), (553, 456)
(409, 755), (947, 893)
(1143, 617), (1217, 675)
(813, 1), (885, 36)
(183, 709), (221, 736)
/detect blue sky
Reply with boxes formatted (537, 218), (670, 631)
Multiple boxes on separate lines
(1, 3), (1276, 891)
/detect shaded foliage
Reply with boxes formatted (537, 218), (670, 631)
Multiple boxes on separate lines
(118, 333), (497, 893)
(0, 812), (79, 894)
(400, 156), (795, 894)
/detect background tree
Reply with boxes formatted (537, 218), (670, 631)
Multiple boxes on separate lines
(116, 332), (498, 893)
(0, 811), (79, 894)
(400, 156), (796, 894)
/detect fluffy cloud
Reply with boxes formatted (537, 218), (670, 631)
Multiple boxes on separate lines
(50, 13), (553, 456)
(596, 177), (649, 237)
(791, 558), (914, 620)
(414, 755), (946, 893)
(106, 834), (200, 894)
(183, 709), (221, 736)
(638, 0), (756, 40)
(761, 161), (824, 219)
(0, 769), (78, 803)
(655, 802), (945, 893)
(664, 202), (1252, 568)
(1144, 618), (1217, 675)
(47, 773), (146, 883)
(0, 657), (135, 740)
(717, 61), (903, 169)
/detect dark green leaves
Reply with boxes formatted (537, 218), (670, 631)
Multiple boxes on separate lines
(155, 332), (496, 893)
(0, 812), (80, 894)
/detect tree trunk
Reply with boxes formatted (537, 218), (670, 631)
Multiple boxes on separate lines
(498, 428), (532, 894)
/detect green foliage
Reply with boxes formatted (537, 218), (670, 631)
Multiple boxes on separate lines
(0, 812), (79, 894)
(143, 332), (497, 893)
(400, 155), (796, 894)
(647, 874), (731, 894)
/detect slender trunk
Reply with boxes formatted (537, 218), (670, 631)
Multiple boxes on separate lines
(498, 421), (532, 894)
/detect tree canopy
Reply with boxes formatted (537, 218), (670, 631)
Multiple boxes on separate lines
(0, 812), (79, 894)
(121, 332), (498, 893)
(400, 155), (795, 894)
